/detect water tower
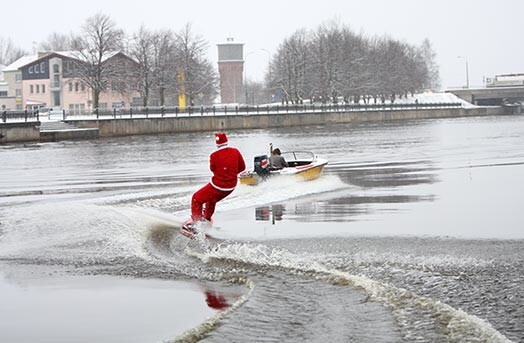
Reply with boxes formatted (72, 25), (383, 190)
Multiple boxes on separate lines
(217, 38), (244, 104)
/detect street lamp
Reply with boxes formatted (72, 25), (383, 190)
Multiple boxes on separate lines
(457, 56), (469, 88)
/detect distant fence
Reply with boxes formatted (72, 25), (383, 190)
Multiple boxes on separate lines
(1, 110), (39, 123)
(1, 102), (464, 123)
(62, 102), (464, 120)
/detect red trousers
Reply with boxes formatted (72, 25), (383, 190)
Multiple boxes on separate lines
(191, 183), (232, 221)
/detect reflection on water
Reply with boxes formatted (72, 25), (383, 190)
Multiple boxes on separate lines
(205, 291), (230, 310)
(255, 204), (285, 223)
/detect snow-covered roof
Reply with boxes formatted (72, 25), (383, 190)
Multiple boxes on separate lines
(50, 50), (123, 63)
(7, 51), (127, 70)
(3, 54), (39, 72)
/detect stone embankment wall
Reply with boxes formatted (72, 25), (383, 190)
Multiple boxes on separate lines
(39, 129), (99, 142)
(69, 106), (505, 137)
(0, 106), (508, 143)
(0, 122), (40, 143)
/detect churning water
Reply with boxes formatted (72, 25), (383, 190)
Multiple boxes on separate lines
(1, 115), (523, 342)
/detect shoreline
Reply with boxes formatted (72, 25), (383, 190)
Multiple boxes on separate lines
(1, 105), (508, 144)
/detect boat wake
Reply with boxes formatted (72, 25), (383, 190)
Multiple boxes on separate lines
(183, 242), (512, 343)
(0, 172), (515, 342)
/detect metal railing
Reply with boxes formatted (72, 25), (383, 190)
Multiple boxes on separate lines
(1, 110), (40, 123)
(0, 102), (464, 123)
(62, 102), (464, 120)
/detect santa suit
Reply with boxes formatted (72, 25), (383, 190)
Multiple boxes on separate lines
(191, 142), (246, 221)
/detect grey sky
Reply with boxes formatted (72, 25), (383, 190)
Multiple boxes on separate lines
(3, 0), (523, 89)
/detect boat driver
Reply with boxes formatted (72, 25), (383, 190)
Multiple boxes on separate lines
(270, 148), (289, 169)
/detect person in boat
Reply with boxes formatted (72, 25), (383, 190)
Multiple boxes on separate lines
(181, 132), (246, 236)
(270, 148), (289, 170)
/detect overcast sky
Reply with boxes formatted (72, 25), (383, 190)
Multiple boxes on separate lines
(3, 0), (523, 89)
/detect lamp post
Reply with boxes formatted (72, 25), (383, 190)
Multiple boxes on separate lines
(457, 56), (469, 88)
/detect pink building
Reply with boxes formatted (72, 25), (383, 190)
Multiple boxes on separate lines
(18, 51), (139, 113)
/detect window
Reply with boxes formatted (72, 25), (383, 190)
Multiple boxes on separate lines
(15, 73), (22, 82)
(75, 82), (79, 92)
(30, 85), (34, 93)
(29, 66), (33, 74)
(16, 89), (22, 97)
(69, 83), (73, 92)
(81, 84), (85, 92)
(53, 64), (59, 73)
(98, 103), (107, 109)
(69, 103), (86, 115)
(36, 85), (40, 93)
(0, 91), (7, 97)
(40, 62), (46, 73)
(16, 104), (23, 110)
(42, 84), (46, 93)
(35, 64), (40, 73)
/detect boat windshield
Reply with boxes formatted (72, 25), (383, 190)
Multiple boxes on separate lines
(281, 151), (314, 162)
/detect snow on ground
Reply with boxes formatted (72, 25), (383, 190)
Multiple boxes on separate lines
(393, 92), (476, 108)
(4, 92), (476, 124)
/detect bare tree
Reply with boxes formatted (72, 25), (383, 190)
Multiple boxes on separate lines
(129, 26), (155, 106)
(270, 29), (310, 104)
(71, 13), (125, 109)
(151, 29), (177, 106)
(174, 23), (218, 106)
(129, 24), (218, 107)
(38, 32), (75, 52)
(268, 23), (440, 104)
(419, 38), (441, 91)
(0, 37), (25, 65)
(309, 23), (343, 102)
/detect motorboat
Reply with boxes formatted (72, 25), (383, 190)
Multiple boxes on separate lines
(239, 149), (328, 186)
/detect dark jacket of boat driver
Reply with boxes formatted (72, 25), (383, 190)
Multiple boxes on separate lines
(270, 148), (288, 169)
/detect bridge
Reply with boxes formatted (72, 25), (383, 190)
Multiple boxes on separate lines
(447, 86), (524, 106)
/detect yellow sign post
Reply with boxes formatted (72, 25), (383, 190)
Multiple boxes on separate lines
(178, 70), (186, 109)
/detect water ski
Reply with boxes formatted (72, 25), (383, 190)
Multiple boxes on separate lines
(179, 219), (216, 240)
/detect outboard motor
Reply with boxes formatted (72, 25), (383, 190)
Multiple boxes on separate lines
(254, 155), (270, 177)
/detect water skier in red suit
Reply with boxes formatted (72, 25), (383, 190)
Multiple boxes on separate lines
(181, 132), (246, 237)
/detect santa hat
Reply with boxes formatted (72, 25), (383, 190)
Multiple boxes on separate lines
(215, 132), (228, 146)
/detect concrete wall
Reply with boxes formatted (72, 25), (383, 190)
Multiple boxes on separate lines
(68, 106), (506, 138)
(0, 122), (41, 143)
(40, 128), (99, 142)
(0, 106), (508, 144)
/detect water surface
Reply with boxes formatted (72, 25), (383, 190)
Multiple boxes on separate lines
(1, 115), (523, 342)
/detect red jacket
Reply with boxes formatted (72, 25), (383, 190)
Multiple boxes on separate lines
(209, 146), (246, 191)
